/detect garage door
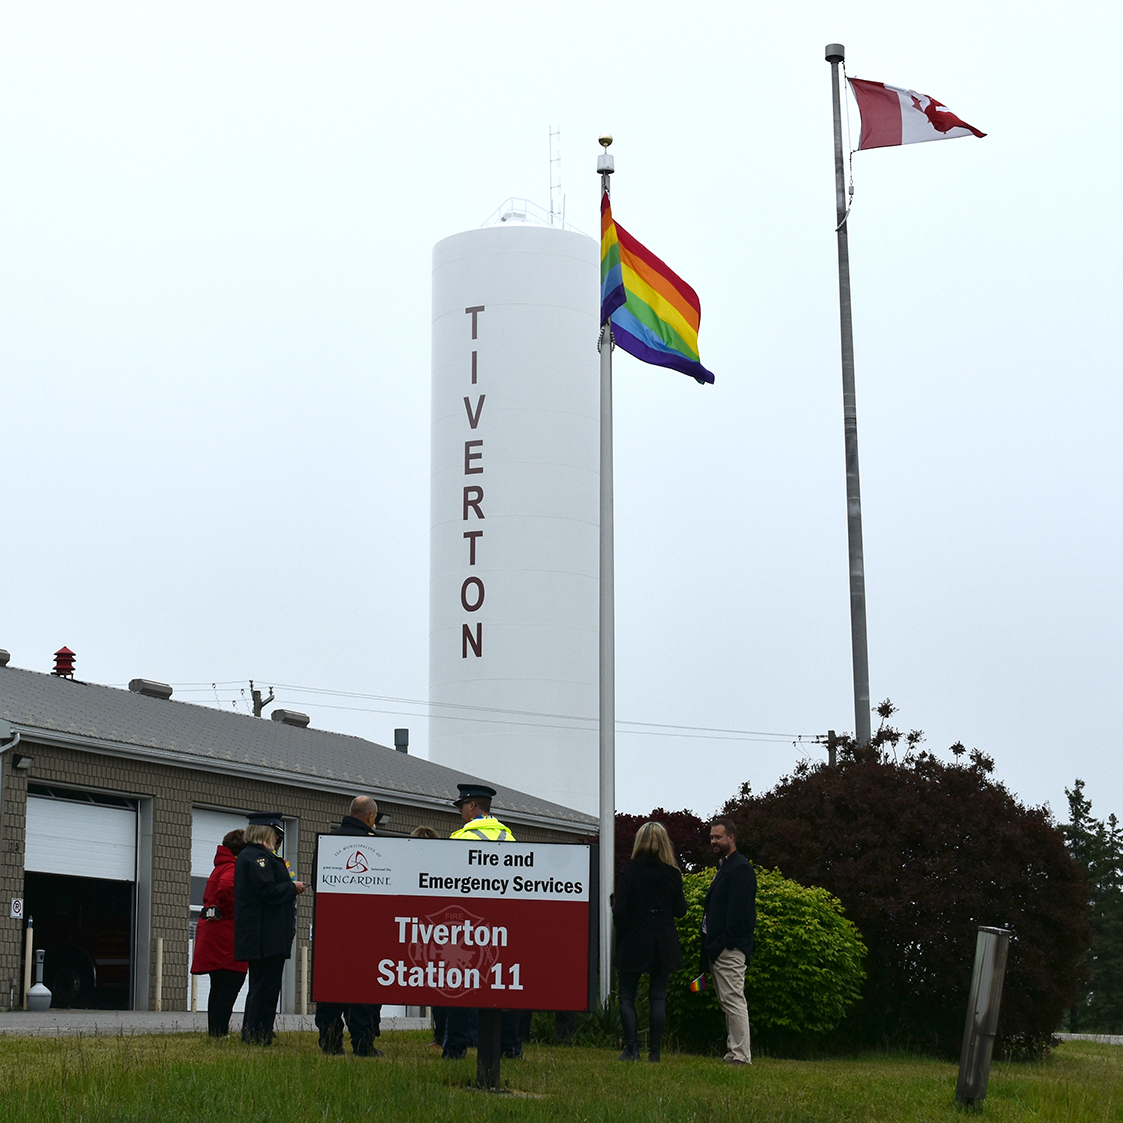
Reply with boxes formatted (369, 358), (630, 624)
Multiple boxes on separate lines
(25, 793), (137, 881)
(24, 789), (137, 1009)
(192, 809), (249, 881)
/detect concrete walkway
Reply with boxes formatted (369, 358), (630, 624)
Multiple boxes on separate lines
(0, 1010), (430, 1037)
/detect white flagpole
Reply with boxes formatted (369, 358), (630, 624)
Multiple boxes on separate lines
(826, 44), (872, 747)
(596, 136), (616, 1006)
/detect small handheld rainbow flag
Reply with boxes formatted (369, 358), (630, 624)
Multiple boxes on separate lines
(600, 192), (714, 385)
(689, 973), (707, 993)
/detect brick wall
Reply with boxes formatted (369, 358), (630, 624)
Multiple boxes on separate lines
(0, 754), (29, 1003)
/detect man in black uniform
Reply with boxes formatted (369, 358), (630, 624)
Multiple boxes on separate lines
(443, 783), (522, 1061)
(315, 795), (384, 1057)
(234, 811), (305, 1045)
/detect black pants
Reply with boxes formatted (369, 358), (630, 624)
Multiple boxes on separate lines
(315, 1002), (382, 1055)
(619, 971), (669, 1057)
(517, 1009), (577, 1044)
(205, 969), (246, 1037)
(242, 955), (286, 1045)
(443, 1007), (521, 1058)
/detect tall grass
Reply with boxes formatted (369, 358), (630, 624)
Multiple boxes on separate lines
(0, 1032), (1119, 1122)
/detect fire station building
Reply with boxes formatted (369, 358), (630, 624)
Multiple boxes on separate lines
(0, 655), (593, 1012)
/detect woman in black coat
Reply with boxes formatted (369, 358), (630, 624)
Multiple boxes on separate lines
(234, 813), (306, 1045)
(613, 821), (687, 1062)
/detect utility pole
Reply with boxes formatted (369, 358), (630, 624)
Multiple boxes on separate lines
(250, 680), (275, 718)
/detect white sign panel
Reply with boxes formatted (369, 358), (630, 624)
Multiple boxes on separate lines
(315, 837), (589, 901)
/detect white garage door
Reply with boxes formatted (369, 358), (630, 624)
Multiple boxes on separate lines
(191, 809), (248, 877)
(25, 795), (137, 881)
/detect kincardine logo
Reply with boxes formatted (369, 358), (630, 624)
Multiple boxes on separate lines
(319, 841), (390, 886)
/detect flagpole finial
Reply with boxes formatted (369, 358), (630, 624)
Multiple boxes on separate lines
(597, 134), (614, 181)
(825, 43), (845, 63)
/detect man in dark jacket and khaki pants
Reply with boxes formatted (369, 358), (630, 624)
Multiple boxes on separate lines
(701, 818), (757, 1065)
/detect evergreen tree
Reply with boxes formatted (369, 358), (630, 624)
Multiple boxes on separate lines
(1064, 780), (1123, 1032)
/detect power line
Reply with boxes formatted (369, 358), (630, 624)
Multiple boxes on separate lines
(158, 679), (806, 745)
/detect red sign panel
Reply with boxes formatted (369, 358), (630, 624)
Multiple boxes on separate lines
(312, 836), (592, 1010)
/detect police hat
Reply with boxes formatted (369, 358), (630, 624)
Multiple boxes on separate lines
(454, 783), (497, 808)
(246, 811), (285, 833)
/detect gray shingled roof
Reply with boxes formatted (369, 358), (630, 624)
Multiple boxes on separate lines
(0, 666), (594, 832)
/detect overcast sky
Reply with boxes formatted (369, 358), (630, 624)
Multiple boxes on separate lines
(2, 3), (1119, 828)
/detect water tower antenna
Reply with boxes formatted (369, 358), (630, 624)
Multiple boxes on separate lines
(549, 126), (562, 225)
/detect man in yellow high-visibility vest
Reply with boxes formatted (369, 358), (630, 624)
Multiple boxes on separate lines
(450, 783), (516, 842)
(442, 783), (522, 1060)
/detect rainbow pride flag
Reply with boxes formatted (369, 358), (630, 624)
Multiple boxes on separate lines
(689, 973), (707, 993)
(600, 192), (714, 385)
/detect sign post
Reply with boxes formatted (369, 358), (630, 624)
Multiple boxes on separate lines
(313, 835), (595, 1089)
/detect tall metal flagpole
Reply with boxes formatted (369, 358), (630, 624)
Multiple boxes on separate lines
(596, 136), (615, 1005)
(826, 43), (872, 747)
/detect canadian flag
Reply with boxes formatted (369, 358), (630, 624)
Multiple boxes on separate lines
(848, 77), (986, 150)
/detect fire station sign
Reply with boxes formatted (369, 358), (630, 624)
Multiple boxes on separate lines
(312, 836), (593, 1009)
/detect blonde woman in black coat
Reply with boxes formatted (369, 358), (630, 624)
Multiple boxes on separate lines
(612, 821), (687, 1062)
(234, 813), (305, 1045)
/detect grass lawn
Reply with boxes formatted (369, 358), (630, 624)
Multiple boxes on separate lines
(0, 1031), (1120, 1122)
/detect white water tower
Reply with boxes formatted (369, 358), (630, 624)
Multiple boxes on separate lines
(428, 202), (600, 815)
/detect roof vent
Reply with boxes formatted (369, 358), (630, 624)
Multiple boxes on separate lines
(129, 678), (173, 700)
(52, 647), (76, 678)
(394, 728), (409, 754)
(0, 650), (10, 667)
(271, 709), (310, 728)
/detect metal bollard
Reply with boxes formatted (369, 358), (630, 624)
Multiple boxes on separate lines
(22, 920), (34, 1011)
(301, 946), (309, 1016)
(155, 937), (164, 1012)
(956, 926), (1012, 1109)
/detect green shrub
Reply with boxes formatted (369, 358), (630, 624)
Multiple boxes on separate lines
(664, 867), (866, 1054)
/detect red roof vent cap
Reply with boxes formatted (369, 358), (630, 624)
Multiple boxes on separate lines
(52, 647), (76, 678)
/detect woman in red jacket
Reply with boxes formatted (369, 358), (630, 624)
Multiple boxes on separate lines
(191, 829), (249, 1037)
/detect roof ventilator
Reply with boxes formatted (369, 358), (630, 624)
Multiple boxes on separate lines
(129, 678), (173, 700)
(271, 709), (310, 728)
(52, 647), (76, 678)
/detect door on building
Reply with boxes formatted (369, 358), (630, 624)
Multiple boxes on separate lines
(23, 786), (137, 1009)
(190, 809), (301, 1015)
(189, 808), (252, 1015)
